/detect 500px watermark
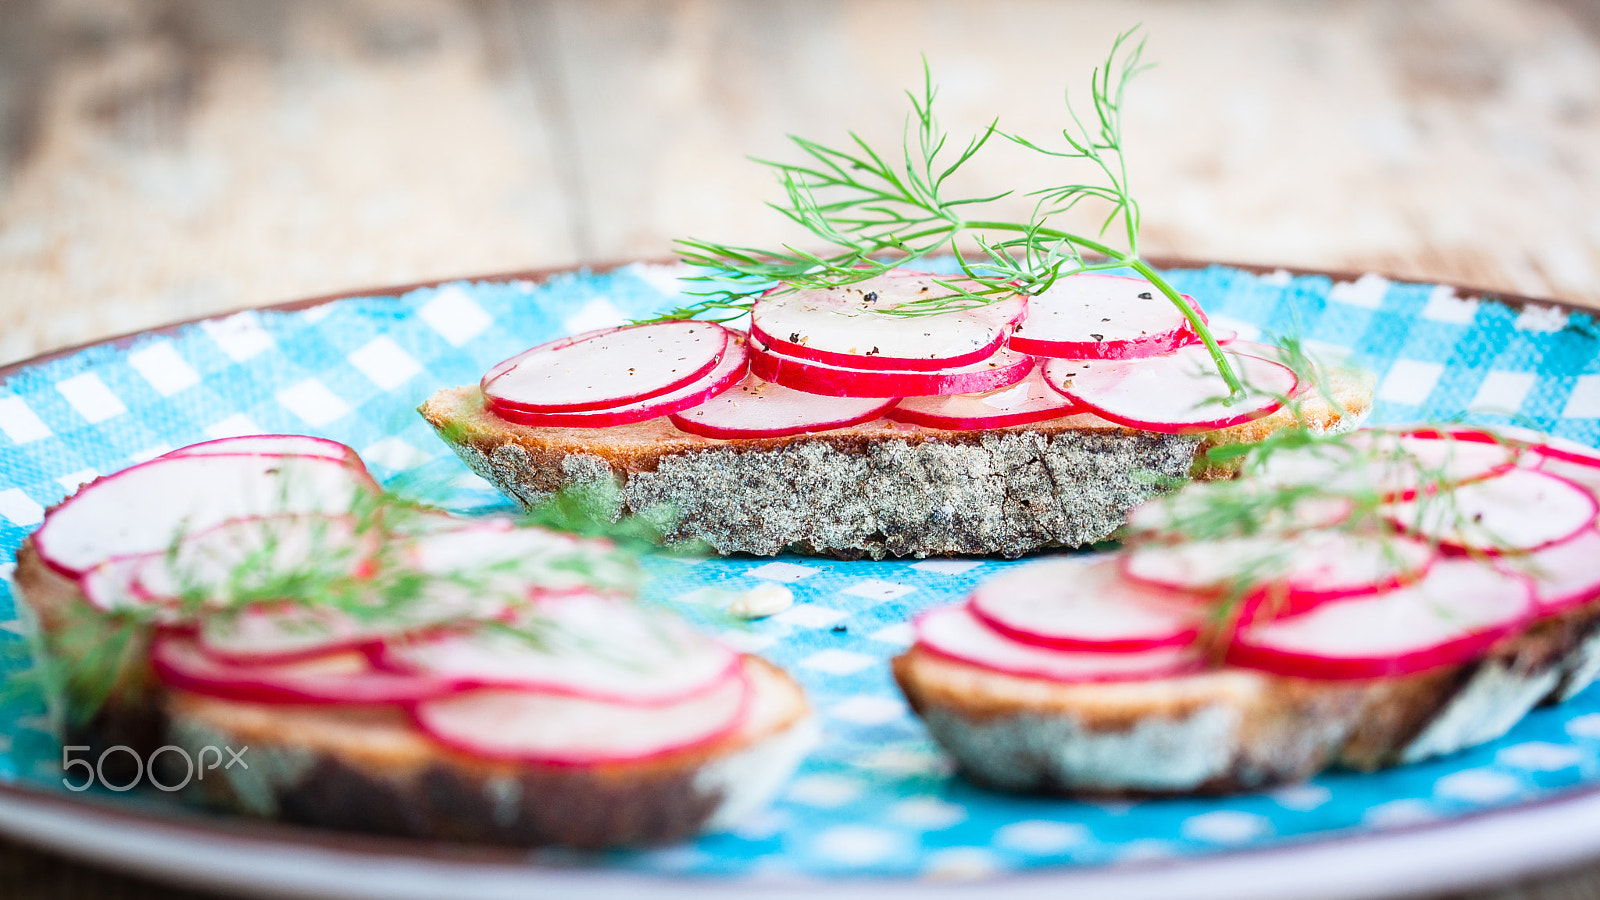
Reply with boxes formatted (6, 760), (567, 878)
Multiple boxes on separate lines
(61, 744), (248, 792)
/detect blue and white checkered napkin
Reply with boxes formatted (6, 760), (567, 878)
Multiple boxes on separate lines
(4, 262), (1600, 879)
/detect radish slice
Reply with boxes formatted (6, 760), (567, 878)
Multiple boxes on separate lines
(967, 558), (1202, 651)
(129, 513), (366, 605)
(1043, 346), (1296, 434)
(1122, 531), (1436, 616)
(1385, 468), (1597, 554)
(1251, 429), (1519, 501)
(915, 605), (1204, 683)
(80, 554), (165, 615)
(750, 271), (1026, 371)
(1009, 273), (1201, 360)
(381, 594), (740, 705)
(1225, 558), (1534, 679)
(489, 333), (750, 428)
(151, 633), (456, 704)
(404, 519), (613, 595)
(749, 338), (1033, 399)
(482, 322), (729, 413)
(162, 435), (366, 471)
(413, 669), (750, 765)
(887, 364), (1082, 430)
(668, 374), (895, 439)
(1520, 527), (1600, 612)
(1535, 452), (1600, 499)
(33, 454), (375, 578)
(198, 604), (394, 664)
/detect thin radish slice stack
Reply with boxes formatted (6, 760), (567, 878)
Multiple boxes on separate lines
(1122, 531), (1436, 616)
(1252, 429), (1518, 501)
(198, 605), (392, 664)
(669, 374), (895, 439)
(887, 364), (1082, 430)
(915, 605), (1204, 683)
(1385, 468), (1597, 554)
(489, 333), (750, 428)
(162, 434), (368, 472)
(1225, 558), (1534, 679)
(151, 633), (458, 705)
(750, 338), (1032, 399)
(750, 271), (1026, 371)
(1009, 273), (1202, 360)
(404, 519), (613, 596)
(79, 555), (163, 615)
(1520, 527), (1600, 612)
(483, 322), (729, 413)
(1043, 346), (1296, 434)
(382, 594), (740, 705)
(967, 558), (1201, 651)
(413, 669), (750, 765)
(33, 453), (375, 578)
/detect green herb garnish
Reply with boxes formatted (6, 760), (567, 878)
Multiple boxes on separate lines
(664, 27), (1244, 397)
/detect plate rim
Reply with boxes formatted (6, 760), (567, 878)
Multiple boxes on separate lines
(3, 256), (1599, 898)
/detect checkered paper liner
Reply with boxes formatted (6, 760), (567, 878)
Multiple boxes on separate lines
(5, 261), (1600, 880)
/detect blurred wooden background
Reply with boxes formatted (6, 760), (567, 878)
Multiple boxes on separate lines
(4, 0), (1600, 897)
(2, 0), (1600, 368)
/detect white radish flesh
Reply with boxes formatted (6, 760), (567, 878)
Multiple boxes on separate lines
(382, 594), (740, 705)
(915, 605), (1203, 682)
(967, 558), (1201, 651)
(1385, 468), (1597, 553)
(1122, 531), (1436, 614)
(488, 332), (749, 428)
(482, 322), (729, 413)
(669, 374), (895, 439)
(750, 271), (1026, 371)
(1009, 273), (1200, 360)
(33, 454), (375, 578)
(130, 513), (365, 604)
(1226, 558), (1533, 679)
(413, 669), (750, 764)
(749, 338), (1032, 398)
(151, 633), (457, 704)
(1522, 527), (1600, 612)
(1043, 346), (1296, 434)
(887, 364), (1081, 430)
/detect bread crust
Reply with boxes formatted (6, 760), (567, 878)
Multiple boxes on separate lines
(419, 367), (1372, 559)
(12, 541), (818, 847)
(891, 599), (1600, 796)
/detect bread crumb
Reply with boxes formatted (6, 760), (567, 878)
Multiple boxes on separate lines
(728, 584), (794, 619)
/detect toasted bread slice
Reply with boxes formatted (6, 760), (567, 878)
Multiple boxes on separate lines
(891, 600), (1600, 796)
(419, 366), (1373, 559)
(12, 542), (818, 848)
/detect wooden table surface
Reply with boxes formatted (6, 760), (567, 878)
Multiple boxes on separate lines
(3, 1), (1600, 897)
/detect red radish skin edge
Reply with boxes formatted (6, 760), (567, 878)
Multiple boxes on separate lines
(750, 318), (1014, 373)
(407, 669), (754, 767)
(1008, 318), (1200, 362)
(884, 401), (1081, 431)
(967, 604), (1201, 653)
(163, 435), (366, 470)
(150, 633), (461, 705)
(749, 340), (1033, 399)
(488, 336), (750, 428)
(374, 640), (747, 707)
(483, 323), (730, 414)
(915, 637), (1208, 684)
(1223, 621), (1528, 680)
(669, 398), (896, 440)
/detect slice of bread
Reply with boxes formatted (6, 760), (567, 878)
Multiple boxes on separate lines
(891, 598), (1600, 796)
(12, 541), (818, 848)
(419, 366), (1373, 559)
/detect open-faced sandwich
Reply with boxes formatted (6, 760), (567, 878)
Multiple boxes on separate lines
(421, 33), (1373, 559)
(893, 426), (1600, 795)
(11, 435), (816, 847)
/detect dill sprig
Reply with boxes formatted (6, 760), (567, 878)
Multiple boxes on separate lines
(665, 27), (1244, 397)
